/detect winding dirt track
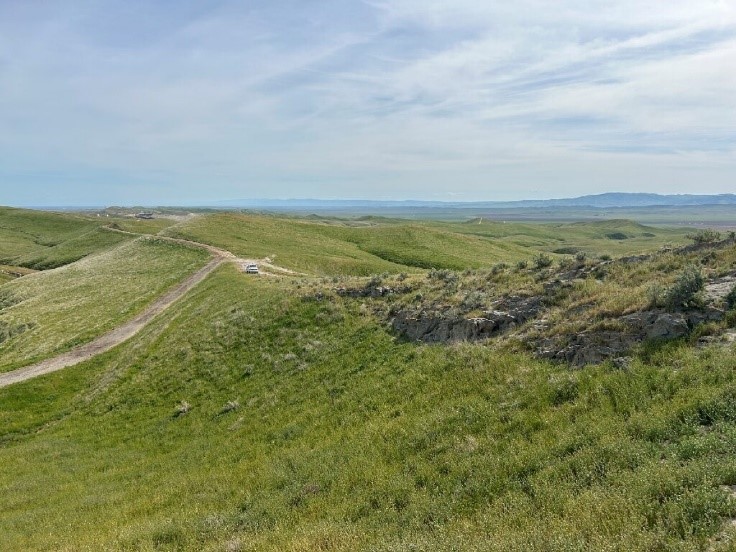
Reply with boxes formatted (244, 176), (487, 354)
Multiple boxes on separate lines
(0, 256), (224, 389)
(0, 231), (303, 389)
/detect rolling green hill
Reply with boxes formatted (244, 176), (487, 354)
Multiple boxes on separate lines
(163, 212), (687, 275)
(2, 265), (736, 550)
(0, 237), (209, 372)
(1, 208), (734, 551)
(0, 207), (179, 271)
(0, 207), (128, 270)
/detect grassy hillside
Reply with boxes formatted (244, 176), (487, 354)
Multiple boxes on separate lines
(452, 218), (690, 257)
(107, 217), (180, 235)
(162, 213), (410, 275)
(0, 207), (182, 270)
(0, 238), (209, 372)
(0, 207), (130, 269)
(0, 210), (733, 551)
(2, 262), (736, 550)
(164, 213), (687, 276)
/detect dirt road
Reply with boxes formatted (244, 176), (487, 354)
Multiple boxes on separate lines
(105, 226), (304, 276)
(0, 256), (224, 389)
(0, 228), (305, 389)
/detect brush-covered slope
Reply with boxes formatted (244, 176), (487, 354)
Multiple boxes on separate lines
(0, 237), (209, 372)
(2, 264), (736, 550)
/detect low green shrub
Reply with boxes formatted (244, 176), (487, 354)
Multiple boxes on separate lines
(726, 284), (736, 310)
(428, 268), (458, 283)
(686, 229), (721, 244)
(0, 289), (21, 311)
(606, 232), (628, 240)
(664, 265), (704, 310)
(533, 254), (552, 270)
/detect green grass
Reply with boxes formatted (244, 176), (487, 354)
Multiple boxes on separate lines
(0, 238), (209, 372)
(311, 223), (532, 269)
(163, 213), (411, 275)
(452, 218), (689, 258)
(0, 207), (133, 269)
(105, 217), (179, 235)
(0, 209), (730, 551)
(2, 265), (736, 550)
(164, 213), (687, 276)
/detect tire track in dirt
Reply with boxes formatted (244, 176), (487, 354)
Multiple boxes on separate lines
(0, 228), (306, 389)
(0, 256), (223, 388)
(105, 226), (305, 276)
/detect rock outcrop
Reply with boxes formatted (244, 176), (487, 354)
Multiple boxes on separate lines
(536, 331), (639, 366)
(392, 310), (517, 343)
(363, 246), (736, 367)
(391, 295), (543, 344)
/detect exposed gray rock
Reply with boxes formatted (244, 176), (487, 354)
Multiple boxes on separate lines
(620, 312), (689, 339)
(648, 313), (690, 339)
(391, 295), (544, 344)
(382, 251), (736, 367)
(491, 295), (544, 322)
(391, 309), (518, 343)
(704, 275), (736, 304)
(686, 307), (725, 327)
(537, 331), (639, 366)
(335, 284), (412, 298)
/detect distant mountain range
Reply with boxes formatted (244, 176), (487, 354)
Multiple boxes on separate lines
(214, 193), (736, 210)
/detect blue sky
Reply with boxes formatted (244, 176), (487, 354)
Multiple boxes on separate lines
(1, 0), (735, 206)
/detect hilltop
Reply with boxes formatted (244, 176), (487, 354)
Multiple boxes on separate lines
(1, 208), (736, 550)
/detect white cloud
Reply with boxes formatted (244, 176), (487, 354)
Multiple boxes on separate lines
(0, 0), (734, 204)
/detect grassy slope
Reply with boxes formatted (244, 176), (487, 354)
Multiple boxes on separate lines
(164, 213), (688, 276)
(452, 219), (689, 257)
(163, 213), (410, 276)
(2, 265), (736, 550)
(311, 223), (532, 270)
(0, 238), (209, 372)
(108, 217), (178, 235)
(0, 207), (135, 269)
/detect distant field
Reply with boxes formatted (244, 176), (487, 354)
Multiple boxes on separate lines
(452, 218), (692, 258)
(0, 238), (209, 372)
(221, 203), (736, 226)
(474, 204), (736, 227)
(164, 213), (688, 275)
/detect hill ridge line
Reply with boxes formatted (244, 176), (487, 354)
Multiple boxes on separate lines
(0, 255), (223, 388)
(0, 230), (300, 388)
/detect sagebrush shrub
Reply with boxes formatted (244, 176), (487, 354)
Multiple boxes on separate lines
(533, 254), (552, 270)
(726, 284), (736, 310)
(665, 265), (704, 310)
(686, 229), (721, 244)
(428, 268), (458, 283)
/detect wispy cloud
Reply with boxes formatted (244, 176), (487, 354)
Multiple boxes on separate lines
(0, 0), (734, 204)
